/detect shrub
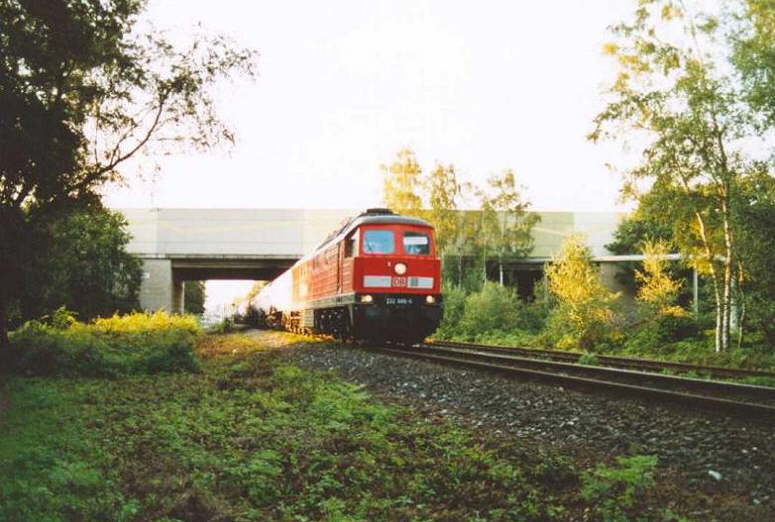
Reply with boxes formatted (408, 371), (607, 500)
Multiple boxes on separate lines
(433, 285), (467, 338)
(434, 282), (549, 344)
(210, 317), (235, 334)
(5, 311), (202, 377)
(544, 235), (621, 351)
(457, 283), (520, 337)
(625, 312), (700, 355)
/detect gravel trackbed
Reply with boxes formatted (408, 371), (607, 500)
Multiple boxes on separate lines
(282, 341), (775, 510)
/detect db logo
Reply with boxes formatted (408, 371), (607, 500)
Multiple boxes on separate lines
(391, 276), (407, 287)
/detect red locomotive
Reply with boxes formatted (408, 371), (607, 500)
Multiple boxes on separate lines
(255, 208), (443, 343)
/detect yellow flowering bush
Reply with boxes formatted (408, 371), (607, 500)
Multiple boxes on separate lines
(6, 311), (202, 377)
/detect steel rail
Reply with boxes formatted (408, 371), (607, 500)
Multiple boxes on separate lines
(418, 344), (775, 402)
(367, 345), (775, 422)
(429, 339), (775, 381)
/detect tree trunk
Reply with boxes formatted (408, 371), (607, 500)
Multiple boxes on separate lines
(736, 265), (745, 350)
(692, 211), (723, 352)
(737, 290), (746, 349)
(722, 263), (732, 352)
(482, 244), (487, 284)
(720, 193), (734, 352)
(0, 288), (8, 347)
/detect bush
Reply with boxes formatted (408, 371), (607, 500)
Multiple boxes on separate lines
(434, 283), (549, 345)
(5, 311), (202, 378)
(433, 285), (467, 338)
(544, 235), (622, 352)
(624, 311), (700, 355)
(543, 304), (623, 352)
(457, 282), (546, 338)
(210, 317), (235, 334)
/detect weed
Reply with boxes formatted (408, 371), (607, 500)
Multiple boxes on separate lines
(581, 454), (658, 521)
(578, 353), (600, 366)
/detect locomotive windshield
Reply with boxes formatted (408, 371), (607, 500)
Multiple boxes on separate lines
(363, 230), (395, 254)
(403, 231), (430, 255)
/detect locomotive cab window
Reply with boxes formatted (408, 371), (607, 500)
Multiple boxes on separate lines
(363, 230), (394, 254)
(403, 231), (430, 255)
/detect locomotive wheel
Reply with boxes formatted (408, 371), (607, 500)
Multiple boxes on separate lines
(331, 307), (351, 340)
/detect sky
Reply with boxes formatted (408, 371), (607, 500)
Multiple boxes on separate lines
(104, 0), (636, 212)
(101, 0), (639, 309)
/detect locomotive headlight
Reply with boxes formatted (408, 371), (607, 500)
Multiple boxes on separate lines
(425, 295), (436, 304)
(360, 294), (374, 304)
(394, 262), (407, 275)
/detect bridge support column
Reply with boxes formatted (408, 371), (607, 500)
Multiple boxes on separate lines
(138, 259), (178, 312)
(173, 278), (185, 314)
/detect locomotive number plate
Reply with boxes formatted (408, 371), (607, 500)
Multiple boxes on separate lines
(386, 297), (413, 305)
(391, 276), (407, 287)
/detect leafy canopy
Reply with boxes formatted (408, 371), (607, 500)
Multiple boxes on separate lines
(0, 0), (255, 342)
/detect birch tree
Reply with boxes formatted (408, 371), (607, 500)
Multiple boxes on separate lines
(589, 0), (772, 352)
(381, 148), (423, 217)
(425, 163), (460, 270)
(545, 235), (620, 351)
(478, 170), (538, 285)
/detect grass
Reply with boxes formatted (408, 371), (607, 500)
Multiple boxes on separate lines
(0, 331), (767, 520)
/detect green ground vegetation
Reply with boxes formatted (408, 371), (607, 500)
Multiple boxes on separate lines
(433, 234), (775, 373)
(2, 310), (201, 378)
(0, 330), (712, 521)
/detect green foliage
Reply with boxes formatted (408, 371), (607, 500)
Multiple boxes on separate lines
(581, 455), (658, 522)
(459, 282), (524, 335)
(426, 163), (460, 256)
(606, 204), (676, 295)
(48, 306), (79, 330)
(17, 207), (143, 326)
(0, 0), (255, 344)
(635, 240), (683, 316)
(591, 0), (774, 352)
(478, 169), (538, 262)
(621, 336), (775, 371)
(732, 0), (775, 124)
(4, 312), (202, 377)
(435, 283), (548, 343)
(210, 317), (235, 334)
(380, 154), (537, 290)
(577, 353), (600, 366)
(184, 281), (207, 315)
(545, 235), (621, 351)
(433, 285), (467, 339)
(0, 381), (139, 520)
(381, 148), (424, 216)
(735, 174), (775, 347)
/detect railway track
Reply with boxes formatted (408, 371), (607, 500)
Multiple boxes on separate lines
(429, 339), (775, 381)
(366, 342), (775, 422)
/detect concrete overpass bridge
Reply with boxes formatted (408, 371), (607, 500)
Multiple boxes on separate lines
(121, 208), (626, 312)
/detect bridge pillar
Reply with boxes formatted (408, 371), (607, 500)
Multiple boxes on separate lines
(138, 259), (178, 312)
(172, 278), (185, 314)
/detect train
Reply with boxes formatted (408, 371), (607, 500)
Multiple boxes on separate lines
(254, 208), (443, 343)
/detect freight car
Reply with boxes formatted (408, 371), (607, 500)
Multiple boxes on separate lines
(255, 208), (443, 343)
